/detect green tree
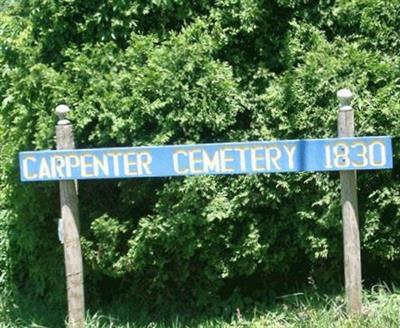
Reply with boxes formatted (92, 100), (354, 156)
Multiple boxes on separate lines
(0, 0), (399, 315)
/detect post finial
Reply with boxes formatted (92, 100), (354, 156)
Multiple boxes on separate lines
(56, 104), (71, 125)
(337, 89), (353, 111)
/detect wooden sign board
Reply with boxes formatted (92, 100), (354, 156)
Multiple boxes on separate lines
(19, 136), (392, 181)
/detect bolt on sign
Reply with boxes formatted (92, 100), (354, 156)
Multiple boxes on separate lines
(19, 136), (392, 181)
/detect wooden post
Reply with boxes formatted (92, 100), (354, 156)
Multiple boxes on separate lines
(56, 105), (85, 327)
(337, 89), (362, 315)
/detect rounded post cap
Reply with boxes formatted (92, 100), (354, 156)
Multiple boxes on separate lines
(337, 88), (353, 108)
(55, 104), (71, 125)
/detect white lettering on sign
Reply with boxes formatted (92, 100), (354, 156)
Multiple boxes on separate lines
(250, 146), (264, 171)
(324, 141), (387, 169)
(22, 151), (153, 180)
(234, 147), (249, 171)
(172, 145), (297, 175)
(221, 148), (234, 173)
(65, 154), (81, 176)
(107, 152), (122, 176)
(39, 157), (51, 179)
(22, 156), (37, 179)
(202, 150), (220, 172)
(369, 141), (386, 166)
(267, 146), (282, 170)
(173, 150), (188, 174)
(123, 152), (138, 176)
(93, 154), (109, 176)
(189, 149), (203, 174)
(137, 152), (152, 175)
(19, 137), (392, 181)
(81, 154), (94, 177)
(351, 143), (368, 168)
(283, 145), (296, 169)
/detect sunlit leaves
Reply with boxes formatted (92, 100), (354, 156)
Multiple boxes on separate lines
(0, 0), (400, 309)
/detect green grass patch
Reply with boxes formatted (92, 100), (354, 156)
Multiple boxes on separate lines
(1, 285), (399, 327)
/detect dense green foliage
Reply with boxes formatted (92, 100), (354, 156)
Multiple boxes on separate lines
(0, 0), (400, 316)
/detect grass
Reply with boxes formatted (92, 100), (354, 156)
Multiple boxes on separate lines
(1, 285), (399, 327)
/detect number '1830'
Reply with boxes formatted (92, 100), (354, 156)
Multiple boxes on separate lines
(324, 141), (386, 169)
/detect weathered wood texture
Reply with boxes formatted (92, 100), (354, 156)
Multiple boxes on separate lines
(56, 111), (85, 328)
(337, 90), (362, 315)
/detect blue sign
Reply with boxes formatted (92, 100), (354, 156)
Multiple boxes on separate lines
(19, 136), (393, 182)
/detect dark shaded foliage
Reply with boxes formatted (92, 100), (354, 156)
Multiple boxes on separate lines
(1, 0), (399, 312)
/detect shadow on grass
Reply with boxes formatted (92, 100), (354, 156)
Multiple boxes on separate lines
(1, 290), (337, 327)
(0, 291), (66, 327)
(2, 284), (399, 327)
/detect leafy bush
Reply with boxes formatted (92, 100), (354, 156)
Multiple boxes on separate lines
(0, 0), (399, 311)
